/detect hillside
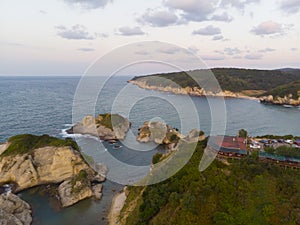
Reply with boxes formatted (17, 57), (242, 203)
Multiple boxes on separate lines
(130, 68), (300, 100)
(119, 140), (300, 225)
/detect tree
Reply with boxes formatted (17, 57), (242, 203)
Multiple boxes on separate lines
(238, 129), (248, 138)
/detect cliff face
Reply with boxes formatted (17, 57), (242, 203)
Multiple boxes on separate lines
(67, 114), (130, 140)
(0, 139), (105, 208)
(0, 193), (32, 225)
(128, 80), (255, 100)
(0, 146), (91, 192)
(260, 94), (300, 106)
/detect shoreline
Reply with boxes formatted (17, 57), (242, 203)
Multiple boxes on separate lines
(128, 80), (259, 102)
(129, 80), (300, 107)
(108, 190), (127, 225)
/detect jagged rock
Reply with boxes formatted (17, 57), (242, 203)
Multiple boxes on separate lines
(187, 129), (206, 141)
(94, 163), (108, 179)
(0, 193), (32, 225)
(0, 146), (92, 192)
(92, 184), (103, 200)
(58, 178), (92, 208)
(67, 114), (130, 140)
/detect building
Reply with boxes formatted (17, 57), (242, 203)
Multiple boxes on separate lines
(208, 136), (248, 157)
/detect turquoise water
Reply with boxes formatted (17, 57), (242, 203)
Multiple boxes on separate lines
(0, 76), (299, 225)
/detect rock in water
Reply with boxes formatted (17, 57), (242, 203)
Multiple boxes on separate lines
(0, 193), (32, 225)
(67, 114), (130, 140)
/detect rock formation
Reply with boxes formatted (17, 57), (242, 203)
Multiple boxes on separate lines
(0, 138), (106, 209)
(67, 114), (130, 140)
(260, 94), (300, 106)
(0, 193), (32, 225)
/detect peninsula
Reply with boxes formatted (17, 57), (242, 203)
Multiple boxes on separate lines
(128, 68), (300, 106)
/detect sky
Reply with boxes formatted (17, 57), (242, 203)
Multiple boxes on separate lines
(0, 0), (300, 75)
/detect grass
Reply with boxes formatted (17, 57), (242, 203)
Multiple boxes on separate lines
(1, 134), (80, 157)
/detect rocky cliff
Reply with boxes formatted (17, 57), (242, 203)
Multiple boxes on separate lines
(0, 135), (106, 209)
(67, 114), (130, 140)
(260, 94), (300, 106)
(0, 193), (32, 225)
(128, 80), (256, 100)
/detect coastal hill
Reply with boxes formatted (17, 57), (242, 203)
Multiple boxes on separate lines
(129, 68), (300, 105)
(118, 139), (300, 225)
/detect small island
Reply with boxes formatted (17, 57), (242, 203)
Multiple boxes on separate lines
(128, 68), (300, 107)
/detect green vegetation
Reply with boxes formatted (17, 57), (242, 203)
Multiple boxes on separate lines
(121, 140), (300, 225)
(152, 153), (163, 165)
(262, 80), (300, 99)
(265, 145), (300, 158)
(238, 129), (248, 138)
(131, 68), (300, 99)
(1, 134), (80, 157)
(71, 170), (89, 194)
(256, 134), (299, 140)
(96, 113), (127, 130)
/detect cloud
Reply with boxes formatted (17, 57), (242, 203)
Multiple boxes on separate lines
(165, 0), (219, 22)
(78, 48), (95, 52)
(63, 0), (112, 9)
(291, 47), (298, 51)
(138, 9), (181, 27)
(224, 47), (242, 55)
(201, 55), (226, 61)
(221, 0), (260, 9)
(158, 47), (182, 54)
(258, 48), (276, 53)
(117, 26), (145, 36)
(39, 10), (47, 14)
(245, 53), (263, 60)
(211, 12), (233, 22)
(187, 46), (199, 55)
(135, 50), (150, 55)
(212, 35), (224, 41)
(192, 25), (221, 36)
(56, 25), (96, 40)
(280, 0), (300, 14)
(251, 21), (288, 36)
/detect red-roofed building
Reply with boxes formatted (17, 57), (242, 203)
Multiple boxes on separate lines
(209, 136), (248, 157)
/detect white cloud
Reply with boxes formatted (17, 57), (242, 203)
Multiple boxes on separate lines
(280, 0), (300, 14)
(224, 47), (242, 55)
(258, 48), (276, 53)
(138, 9), (181, 27)
(193, 25), (221, 36)
(221, 0), (260, 9)
(212, 35), (224, 41)
(63, 0), (112, 9)
(56, 25), (96, 40)
(251, 21), (285, 36)
(211, 12), (233, 22)
(245, 53), (263, 60)
(201, 55), (226, 60)
(117, 26), (145, 36)
(165, 0), (219, 22)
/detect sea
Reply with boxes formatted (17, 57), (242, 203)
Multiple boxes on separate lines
(0, 76), (299, 225)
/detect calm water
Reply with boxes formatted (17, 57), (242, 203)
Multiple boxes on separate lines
(0, 76), (299, 225)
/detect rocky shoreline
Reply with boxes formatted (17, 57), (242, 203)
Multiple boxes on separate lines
(129, 80), (300, 107)
(128, 80), (258, 101)
(0, 135), (108, 224)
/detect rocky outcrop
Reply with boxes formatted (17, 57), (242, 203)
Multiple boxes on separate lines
(128, 80), (256, 100)
(187, 129), (206, 142)
(0, 143), (106, 208)
(260, 94), (300, 106)
(0, 193), (32, 225)
(67, 114), (130, 140)
(137, 121), (183, 148)
(0, 146), (93, 192)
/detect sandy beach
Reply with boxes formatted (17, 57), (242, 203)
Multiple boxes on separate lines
(108, 191), (127, 225)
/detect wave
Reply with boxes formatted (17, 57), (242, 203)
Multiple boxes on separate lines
(60, 125), (103, 142)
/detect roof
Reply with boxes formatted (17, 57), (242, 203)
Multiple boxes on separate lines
(209, 136), (247, 154)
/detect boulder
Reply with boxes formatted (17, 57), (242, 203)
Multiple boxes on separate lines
(0, 193), (32, 225)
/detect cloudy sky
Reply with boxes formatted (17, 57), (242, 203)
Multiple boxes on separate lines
(0, 0), (299, 75)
